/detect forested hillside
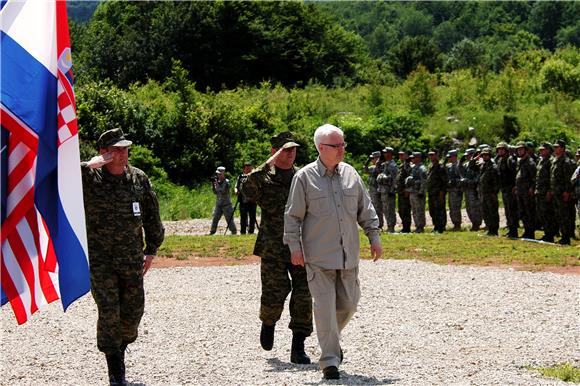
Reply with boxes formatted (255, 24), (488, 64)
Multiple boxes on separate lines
(69, 1), (579, 187)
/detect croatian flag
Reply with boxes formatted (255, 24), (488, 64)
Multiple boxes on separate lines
(1, 0), (90, 324)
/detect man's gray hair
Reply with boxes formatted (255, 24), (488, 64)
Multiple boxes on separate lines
(313, 124), (344, 152)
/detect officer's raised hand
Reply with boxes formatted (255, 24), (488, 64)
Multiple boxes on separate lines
(266, 147), (285, 167)
(86, 152), (113, 169)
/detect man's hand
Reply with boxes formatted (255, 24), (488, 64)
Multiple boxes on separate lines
(266, 148), (284, 167)
(290, 250), (305, 267)
(143, 255), (155, 275)
(370, 242), (382, 262)
(563, 191), (571, 202)
(86, 153), (113, 169)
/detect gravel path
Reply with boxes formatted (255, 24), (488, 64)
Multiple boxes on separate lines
(1, 260), (578, 385)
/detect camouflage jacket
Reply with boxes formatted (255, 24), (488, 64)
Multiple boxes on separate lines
(515, 156), (536, 194)
(446, 160), (462, 192)
(571, 165), (580, 198)
(397, 161), (412, 194)
(461, 159), (480, 191)
(479, 159), (499, 195)
(407, 163), (427, 195)
(495, 155), (517, 192)
(363, 163), (379, 190)
(550, 155), (574, 195)
(213, 178), (232, 203)
(377, 159), (398, 194)
(81, 164), (164, 262)
(535, 156), (552, 196)
(427, 162), (448, 195)
(240, 162), (297, 260)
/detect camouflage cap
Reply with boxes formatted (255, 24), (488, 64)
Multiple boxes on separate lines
(553, 139), (566, 148)
(538, 142), (553, 152)
(98, 128), (132, 149)
(382, 146), (394, 153)
(270, 131), (299, 149)
(369, 151), (381, 158)
(412, 151), (422, 158)
(465, 148), (475, 155)
(515, 141), (527, 149)
(447, 149), (458, 157)
(496, 142), (508, 149)
(480, 147), (493, 155)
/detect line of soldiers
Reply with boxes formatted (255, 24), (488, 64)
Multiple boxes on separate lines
(365, 140), (580, 245)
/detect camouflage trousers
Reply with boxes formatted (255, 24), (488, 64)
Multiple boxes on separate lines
(481, 193), (499, 233)
(90, 259), (144, 355)
(410, 193), (426, 232)
(381, 192), (397, 231)
(502, 191), (518, 233)
(428, 193), (447, 232)
(397, 192), (412, 231)
(553, 196), (575, 239)
(464, 190), (482, 229)
(260, 258), (313, 336)
(535, 194), (556, 238)
(447, 190), (463, 227)
(210, 200), (237, 234)
(516, 192), (536, 234)
(370, 189), (383, 229)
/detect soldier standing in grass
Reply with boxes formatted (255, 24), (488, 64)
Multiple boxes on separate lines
(377, 147), (398, 233)
(461, 148), (482, 231)
(446, 149), (463, 231)
(549, 139), (575, 245)
(427, 149), (448, 233)
(209, 166), (237, 235)
(535, 142), (556, 243)
(235, 162), (257, 235)
(514, 141), (537, 239)
(397, 150), (413, 233)
(496, 142), (519, 238)
(82, 128), (165, 386)
(240, 132), (312, 364)
(408, 152), (427, 233)
(364, 151), (383, 230)
(479, 147), (500, 236)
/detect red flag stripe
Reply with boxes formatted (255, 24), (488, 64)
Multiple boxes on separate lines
(27, 211), (59, 301)
(7, 228), (39, 315)
(0, 257), (28, 325)
(0, 106), (39, 150)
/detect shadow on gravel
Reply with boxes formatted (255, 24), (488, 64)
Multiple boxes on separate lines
(265, 358), (398, 385)
(127, 383), (146, 386)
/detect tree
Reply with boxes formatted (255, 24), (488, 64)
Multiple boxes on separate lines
(392, 36), (440, 78)
(444, 39), (484, 71)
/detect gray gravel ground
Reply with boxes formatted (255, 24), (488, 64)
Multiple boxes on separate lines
(1, 260), (578, 386)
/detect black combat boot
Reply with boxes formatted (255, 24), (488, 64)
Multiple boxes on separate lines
(290, 332), (311, 364)
(260, 323), (275, 351)
(105, 351), (127, 386)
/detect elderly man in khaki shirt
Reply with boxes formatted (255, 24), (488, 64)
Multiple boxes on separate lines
(284, 124), (382, 380)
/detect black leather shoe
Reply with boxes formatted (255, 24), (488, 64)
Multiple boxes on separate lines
(323, 366), (340, 380)
(260, 323), (275, 351)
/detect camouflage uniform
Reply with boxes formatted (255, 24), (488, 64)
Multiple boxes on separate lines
(446, 158), (463, 229)
(407, 158), (427, 233)
(210, 177), (237, 234)
(427, 159), (448, 233)
(377, 158), (398, 232)
(550, 148), (575, 244)
(81, 164), (164, 355)
(236, 172), (257, 234)
(241, 163), (312, 336)
(478, 156), (500, 235)
(496, 148), (518, 237)
(572, 163), (580, 238)
(535, 151), (556, 241)
(515, 153), (537, 238)
(461, 154), (482, 231)
(364, 159), (383, 229)
(397, 158), (412, 233)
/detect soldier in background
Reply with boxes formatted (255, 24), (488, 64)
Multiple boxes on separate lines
(479, 147), (500, 236)
(446, 149), (463, 231)
(495, 142), (518, 238)
(364, 151), (383, 229)
(240, 132), (312, 364)
(377, 147), (398, 233)
(514, 141), (537, 239)
(535, 142), (556, 243)
(397, 150), (413, 233)
(461, 148), (482, 231)
(571, 148), (580, 239)
(82, 128), (165, 386)
(235, 162), (257, 235)
(209, 166), (237, 235)
(549, 140), (575, 245)
(407, 152), (427, 233)
(427, 149), (448, 233)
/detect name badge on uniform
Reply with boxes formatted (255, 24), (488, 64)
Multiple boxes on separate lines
(132, 202), (141, 217)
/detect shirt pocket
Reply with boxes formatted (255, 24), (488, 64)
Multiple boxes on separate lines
(343, 186), (359, 215)
(307, 189), (330, 217)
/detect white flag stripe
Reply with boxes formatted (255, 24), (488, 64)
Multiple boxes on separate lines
(7, 142), (29, 174)
(37, 211), (61, 298)
(58, 125), (72, 143)
(60, 105), (75, 124)
(57, 80), (64, 95)
(6, 166), (35, 216)
(1, 240), (33, 320)
(16, 216), (50, 308)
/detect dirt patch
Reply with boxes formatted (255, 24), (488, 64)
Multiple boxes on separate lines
(152, 254), (260, 268)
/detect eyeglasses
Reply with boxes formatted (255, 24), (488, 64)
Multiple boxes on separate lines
(322, 142), (347, 149)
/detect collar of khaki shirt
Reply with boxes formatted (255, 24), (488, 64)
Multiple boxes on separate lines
(316, 157), (344, 177)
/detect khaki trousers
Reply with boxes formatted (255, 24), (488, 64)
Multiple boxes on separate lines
(306, 265), (360, 369)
